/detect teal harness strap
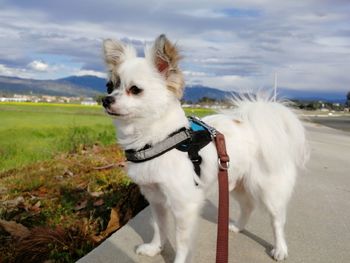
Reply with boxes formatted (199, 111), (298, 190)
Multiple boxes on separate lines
(176, 117), (213, 177)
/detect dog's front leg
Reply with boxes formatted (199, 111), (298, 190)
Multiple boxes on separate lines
(136, 201), (168, 257)
(172, 202), (201, 263)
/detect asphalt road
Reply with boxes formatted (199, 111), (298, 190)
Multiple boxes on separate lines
(309, 116), (350, 132)
(79, 122), (350, 263)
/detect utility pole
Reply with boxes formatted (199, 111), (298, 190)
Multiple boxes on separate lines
(273, 72), (277, 101)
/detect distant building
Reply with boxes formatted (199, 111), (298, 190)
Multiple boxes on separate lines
(0, 94), (98, 105)
(81, 98), (98, 106)
(0, 97), (27, 102)
(42, 95), (56, 102)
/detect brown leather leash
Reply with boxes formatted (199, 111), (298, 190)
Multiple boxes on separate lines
(214, 131), (230, 263)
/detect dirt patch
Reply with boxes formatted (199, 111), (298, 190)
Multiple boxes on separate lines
(0, 144), (148, 263)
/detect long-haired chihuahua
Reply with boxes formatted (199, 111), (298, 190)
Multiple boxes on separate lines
(101, 34), (308, 263)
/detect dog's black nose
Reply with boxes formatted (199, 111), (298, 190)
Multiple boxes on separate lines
(102, 96), (115, 108)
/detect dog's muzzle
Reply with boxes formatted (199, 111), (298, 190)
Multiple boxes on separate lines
(102, 96), (115, 108)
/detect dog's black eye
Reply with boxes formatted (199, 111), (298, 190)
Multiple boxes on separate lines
(106, 81), (114, 94)
(106, 78), (121, 94)
(129, 85), (143, 95)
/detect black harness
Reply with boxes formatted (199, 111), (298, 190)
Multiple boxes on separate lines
(125, 116), (215, 177)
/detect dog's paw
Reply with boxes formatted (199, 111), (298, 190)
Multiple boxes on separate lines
(270, 246), (288, 261)
(229, 221), (243, 233)
(136, 243), (162, 257)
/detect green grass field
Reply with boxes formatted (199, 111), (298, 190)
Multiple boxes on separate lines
(0, 103), (115, 172)
(0, 102), (214, 172)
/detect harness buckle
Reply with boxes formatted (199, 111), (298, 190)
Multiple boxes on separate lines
(191, 157), (202, 164)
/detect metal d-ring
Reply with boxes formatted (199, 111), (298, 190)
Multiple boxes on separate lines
(218, 158), (230, 170)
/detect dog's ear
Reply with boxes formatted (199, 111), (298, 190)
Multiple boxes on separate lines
(103, 39), (136, 70)
(152, 34), (181, 73)
(149, 34), (185, 99)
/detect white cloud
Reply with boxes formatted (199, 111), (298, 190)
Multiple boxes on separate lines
(278, 63), (350, 92)
(0, 64), (30, 78)
(315, 36), (350, 49)
(0, 62), (106, 80)
(178, 9), (227, 19)
(186, 74), (257, 91)
(28, 60), (49, 71)
(183, 70), (209, 77)
(73, 69), (106, 78)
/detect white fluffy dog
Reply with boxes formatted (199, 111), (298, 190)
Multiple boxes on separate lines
(101, 34), (308, 263)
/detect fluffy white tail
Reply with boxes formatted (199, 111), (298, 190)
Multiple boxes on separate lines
(232, 94), (309, 171)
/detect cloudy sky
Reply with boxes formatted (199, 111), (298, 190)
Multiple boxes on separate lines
(0, 0), (349, 92)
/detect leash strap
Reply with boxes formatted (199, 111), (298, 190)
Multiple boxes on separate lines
(214, 131), (230, 263)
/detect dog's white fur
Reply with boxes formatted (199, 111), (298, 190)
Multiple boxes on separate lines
(102, 35), (309, 263)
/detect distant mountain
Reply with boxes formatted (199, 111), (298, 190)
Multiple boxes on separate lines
(184, 86), (347, 103)
(278, 88), (347, 103)
(0, 75), (347, 103)
(57, 75), (106, 93)
(183, 85), (232, 103)
(0, 75), (99, 97)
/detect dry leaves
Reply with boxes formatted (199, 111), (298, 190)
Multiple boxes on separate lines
(93, 160), (126, 170)
(89, 191), (103, 197)
(74, 199), (88, 211)
(30, 201), (41, 213)
(91, 207), (121, 243)
(0, 186), (7, 195)
(63, 169), (74, 177)
(104, 208), (120, 235)
(0, 144), (138, 262)
(0, 220), (30, 239)
(93, 199), (104, 207)
(2, 196), (24, 208)
(32, 186), (49, 198)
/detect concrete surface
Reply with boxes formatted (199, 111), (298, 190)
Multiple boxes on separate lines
(78, 122), (350, 263)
